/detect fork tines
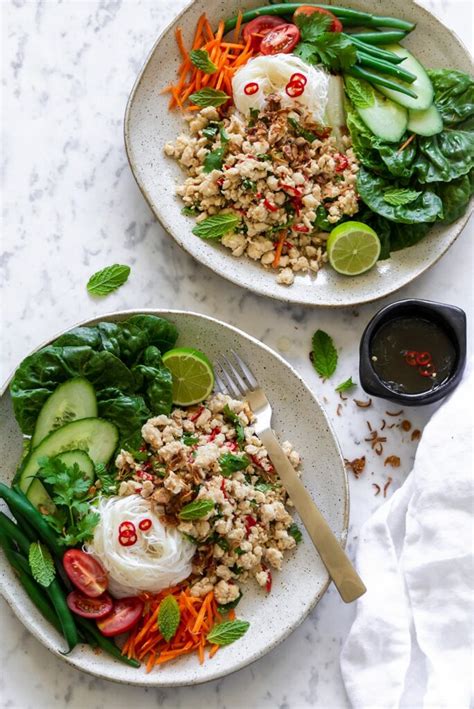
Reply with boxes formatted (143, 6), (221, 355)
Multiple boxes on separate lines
(214, 350), (258, 398)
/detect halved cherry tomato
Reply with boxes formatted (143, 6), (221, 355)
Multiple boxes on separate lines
(293, 6), (343, 32)
(67, 590), (113, 619)
(260, 24), (301, 55)
(96, 597), (144, 637)
(242, 15), (289, 52)
(63, 549), (108, 598)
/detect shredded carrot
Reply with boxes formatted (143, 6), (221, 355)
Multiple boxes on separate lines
(119, 585), (240, 672)
(163, 12), (257, 110)
(273, 230), (287, 268)
(398, 132), (416, 152)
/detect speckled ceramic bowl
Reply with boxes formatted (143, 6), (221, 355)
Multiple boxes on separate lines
(124, 0), (473, 307)
(0, 310), (347, 686)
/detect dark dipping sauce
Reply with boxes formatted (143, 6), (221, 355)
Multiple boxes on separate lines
(370, 316), (457, 395)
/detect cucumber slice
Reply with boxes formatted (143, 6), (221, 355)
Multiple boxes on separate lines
(32, 378), (97, 449)
(407, 104), (443, 136)
(26, 450), (95, 512)
(355, 85), (408, 142)
(19, 418), (118, 493)
(376, 45), (434, 111)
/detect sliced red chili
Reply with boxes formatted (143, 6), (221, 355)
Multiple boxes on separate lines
(208, 427), (221, 442)
(419, 363), (435, 377)
(119, 521), (136, 533)
(244, 82), (259, 96)
(290, 72), (307, 86)
(220, 478), (228, 499)
(244, 515), (257, 535)
(264, 198), (278, 212)
(138, 518), (152, 531)
(404, 350), (418, 366)
(119, 533), (137, 547)
(292, 224), (310, 233)
(335, 154), (349, 172)
(280, 183), (303, 199)
(416, 351), (432, 366)
(190, 406), (204, 422)
(285, 80), (305, 98)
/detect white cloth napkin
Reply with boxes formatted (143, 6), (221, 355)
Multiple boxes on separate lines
(340, 368), (474, 709)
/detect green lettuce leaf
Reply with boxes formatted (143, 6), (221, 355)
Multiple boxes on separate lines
(414, 129), (474, 183)
(132, 346), (173, 416)
(436, 172), (474, 224)
(428, 69), (474, 127)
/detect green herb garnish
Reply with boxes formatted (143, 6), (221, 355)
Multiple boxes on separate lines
(207, 620), (250, 646)
(288, 523), (303, 544)
(311, 330), (338, 380)
(28, 542), (56, 587)
(179, 499), (215, 520)
(192, 214), (239, 240)
(87, 264), (130, 296)
(219, 453), (250, 477)
(223, 405), (245, 447)
(189, 88), (230, 108)
(294, 14), (357, 72)
(383, 188), (423, 206)
(158, 595), (181, 641)
(335, 377), (356, 393)
(287, 116), (317, 143)
(190, 49), (217, 74)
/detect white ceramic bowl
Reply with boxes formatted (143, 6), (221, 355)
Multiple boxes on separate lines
(124, 0), (473, 307)
(0, 310), (347, 686)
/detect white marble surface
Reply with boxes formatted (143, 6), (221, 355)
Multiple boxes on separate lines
(0, 1), (472, 707)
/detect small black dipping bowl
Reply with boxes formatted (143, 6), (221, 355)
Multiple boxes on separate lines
(359, 299), (467, 406)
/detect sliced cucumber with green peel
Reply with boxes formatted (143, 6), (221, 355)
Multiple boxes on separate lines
(19, 418), (118, 493)
(376, 45), (434, 110)
(407, 104), (443, 136)
(347, 77), (408, 142)
(26, 449), (95, 512)
(32, 378), (97, 449)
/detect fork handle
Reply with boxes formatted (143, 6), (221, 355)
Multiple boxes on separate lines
(260, 429), (366, 603)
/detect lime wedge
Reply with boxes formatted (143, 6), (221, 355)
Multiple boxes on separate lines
(162, 347), (214, 406)
(327, 221), (381, 276)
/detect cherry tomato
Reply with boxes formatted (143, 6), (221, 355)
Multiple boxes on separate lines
(260, 24), (301, 55)
(242, 15), (289, 51)
(67, 591), (113, 619)
(63, 549), (108, 598)
(293, 6), (343, 32)
(96, 597), (144, 637)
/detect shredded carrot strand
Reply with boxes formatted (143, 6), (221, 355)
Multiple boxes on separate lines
(234, 9), (243, 42)
(175, 27), (188, 61)
(273, 230), (288, 269)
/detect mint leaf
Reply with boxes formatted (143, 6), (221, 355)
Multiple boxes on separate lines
(344, 76), (375, 109)
(158, 595), (181, 642)
(28, 542), (56, 587)
(207, 619), (250, 646)
(190, 49), (217, 74)
(383, 188), (422, 206)
(189, 88), (230, 108)
(287, 117), (317, 143)
(311, 330), (338, 379)
(87, 264), (130, 296)
(181, 205), (199, 216)
(179, 499), (215, 520)
(219, 453), (250, 477)
(288, 523), (303, 544)
(335, 377), (356, 393)
(192, 214), (239, 240)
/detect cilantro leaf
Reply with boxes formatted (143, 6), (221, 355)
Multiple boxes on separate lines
(311, 330), (338, 379)
(335, 377), (356, 393)
(288, 523), (303, 544)
(87, 264), (130, 296)
(294, 14), (356, 71)
(28, 542), (56, 587)
(62, 511), (100, 546)
(219, 453), (250, 477)
(190, 49), (217, 74)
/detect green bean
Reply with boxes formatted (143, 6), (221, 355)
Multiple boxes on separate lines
(0, 510), (77, 651)
(356, 51), (416, 83)
(8, 506), (38, 542)
(74, 617), (141, 668)
(349, 30), (407, 44)
(223, 5), (414, 33)
(346, 34), (405, 63)
(347, 65), (418, 98)
(0, 483), (64, 556)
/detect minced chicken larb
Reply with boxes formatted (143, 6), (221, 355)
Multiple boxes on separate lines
(165, 95), (359, 285)
(115, 392), (302, 606)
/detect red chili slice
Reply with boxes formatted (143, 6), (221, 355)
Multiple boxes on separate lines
(404, 350), (418, 366)
(119, 521), (135, 533)
(244, 82), (259, 96)
(292, 224), (310, 233)
(280, 183), (303, 199)
(264, 198), (278, 212)
(419, 363), (435, 377)
(138, 518), (152, 531)
(285, 80), (305, 98)
(290, 72), (307, 86)
(119, 533), (137, 547)
(416, 351), (432, 366)
(244, 515), (258, 536)
(335, 154), (349, 172)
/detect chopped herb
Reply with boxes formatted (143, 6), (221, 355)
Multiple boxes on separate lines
(216, 537), (230, 551)
(202, 122), (220, 140)
(294, 14), (357, 71)
(335, 377), (356, 393)
(219, 452), (250, 477)
(190, 48), (217, 74)
(204, 147), (226, 173)
(314, 205), (332, 232)
(248, 107), (260, 126)
(288, 523), (303, 544)
(311, 330), (338, 380)
(182, 433), (199, 446)
(94, 462), (117, 495)
(189, 88), (230, 108)
(179, 499), (215, 521)
(287, 116), (317, 143)
(181, 205), (199, 216)
(256, 153), (272, 161)
(234, 546), (245, 556)
(217, 591), (242, 613)
(255, 481), (274, 493)
(242, 177), (257, 191)
(223, 405), (245, 448)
